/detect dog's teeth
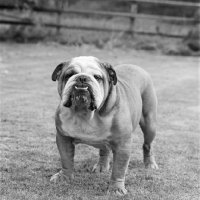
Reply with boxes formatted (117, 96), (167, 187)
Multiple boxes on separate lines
(75, 86), (88, 90)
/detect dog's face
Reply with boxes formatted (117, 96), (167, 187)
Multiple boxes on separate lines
(52, 56), (117, 117)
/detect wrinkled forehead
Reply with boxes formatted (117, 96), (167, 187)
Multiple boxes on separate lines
(68, 56), (102, 73)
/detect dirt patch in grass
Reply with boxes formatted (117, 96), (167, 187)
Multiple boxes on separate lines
(0, 43), (199, 200)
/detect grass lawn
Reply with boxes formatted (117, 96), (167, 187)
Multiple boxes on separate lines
(0, 43), (199, 200)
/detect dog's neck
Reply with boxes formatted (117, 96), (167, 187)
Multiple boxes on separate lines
(98, 83), (117, 116)
(67, 106), (95, 120)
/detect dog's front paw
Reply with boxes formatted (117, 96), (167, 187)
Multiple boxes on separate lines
(50, 172), (62, 183)
(50, 169), (74, 183)
(92, 156), (110, 173)
(108, 180), (127, 196)
(144, 155), (158, 169)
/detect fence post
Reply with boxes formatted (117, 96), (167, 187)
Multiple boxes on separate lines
(129, 3), (138, 37)
(56, 0), (66, 34)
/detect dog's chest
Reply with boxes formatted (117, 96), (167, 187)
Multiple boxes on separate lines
(59, 111), (112, 142)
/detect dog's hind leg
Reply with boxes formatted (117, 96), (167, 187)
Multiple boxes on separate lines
(139, 76), (158, 169)
(92, 149), (110, 173)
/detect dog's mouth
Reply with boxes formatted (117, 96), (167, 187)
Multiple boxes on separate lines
(63, 85), (97, 111)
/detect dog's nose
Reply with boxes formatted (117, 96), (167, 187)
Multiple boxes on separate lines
(77, 75), (89, 83)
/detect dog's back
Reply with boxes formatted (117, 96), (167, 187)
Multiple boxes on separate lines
(115, 64), (157, 127)
(115, 64), (151, 94)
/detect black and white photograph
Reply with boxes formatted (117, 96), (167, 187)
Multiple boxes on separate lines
(0, 0), (199, 199)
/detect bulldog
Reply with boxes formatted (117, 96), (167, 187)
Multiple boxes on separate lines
(50, 56), (158, 195)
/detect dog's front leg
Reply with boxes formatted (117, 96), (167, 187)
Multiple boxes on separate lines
(50, 133), (75, 182)
(109, 144), (131, 196)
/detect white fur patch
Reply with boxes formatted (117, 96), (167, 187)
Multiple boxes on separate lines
(59, 106), (112, 141)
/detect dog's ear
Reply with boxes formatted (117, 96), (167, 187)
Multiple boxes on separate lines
(102, 62), (117, 85)
(52, 62), (66, 81)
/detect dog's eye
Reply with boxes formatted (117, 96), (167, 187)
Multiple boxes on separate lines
(65, 73), (74, 80)
(94, 75), (102, 82)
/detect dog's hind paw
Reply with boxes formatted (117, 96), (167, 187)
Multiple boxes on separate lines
(92, 156), (110, 172)
(92, 162), (110, 173)
(144, 155), (158, 169)
(92, 155), (110, 173)
(50, 169), (74, 183)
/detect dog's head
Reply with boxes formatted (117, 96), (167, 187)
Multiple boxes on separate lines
(52, 56), (117, 118)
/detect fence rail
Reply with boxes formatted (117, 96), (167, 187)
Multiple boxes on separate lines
(0, 19), (186, 38)
(118, 0), (200, 7)
(0, 0), (199, 38)
(1, 6), (195, 22)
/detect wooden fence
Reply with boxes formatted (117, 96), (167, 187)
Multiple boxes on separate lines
(0, 0), (199, 38)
